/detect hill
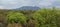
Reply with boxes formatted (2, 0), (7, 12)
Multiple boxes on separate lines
(16, 6), (40, 10)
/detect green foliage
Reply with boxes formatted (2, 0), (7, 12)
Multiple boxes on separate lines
(33, 8), (58, 27)
(0, 7), (60, 27)
(6, 11), (26, 24)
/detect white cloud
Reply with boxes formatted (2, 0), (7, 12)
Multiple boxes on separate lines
(39, 2), (52, 6)
(9, 2), (18, 4)
(1, 0), (19, 5)
(56, 6), (60, 8)
(0, 6), (8, 9)
(39, 0), (56, 6)
(0, 0), (60, 9)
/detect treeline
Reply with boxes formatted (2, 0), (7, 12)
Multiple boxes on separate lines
(0, 7), (60, 27)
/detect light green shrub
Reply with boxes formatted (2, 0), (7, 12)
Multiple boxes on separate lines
(33, 8), (58, 27)
(6, 11), (26, 24)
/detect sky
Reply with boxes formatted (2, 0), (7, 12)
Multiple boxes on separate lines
(0, 0), (60, 9)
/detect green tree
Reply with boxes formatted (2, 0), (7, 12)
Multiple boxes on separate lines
(6, 11), (26, 25)
(33, 8), (57, 27)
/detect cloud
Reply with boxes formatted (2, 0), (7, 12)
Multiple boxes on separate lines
(0, 6), (7, 9)
(1, 0), (19, 5)
(0, 0), (60, 9)
(39, 2), (52, 6)
(0, 0), (41, 9)
(56, 6), (60, 8)
(38, 0), (55, 6)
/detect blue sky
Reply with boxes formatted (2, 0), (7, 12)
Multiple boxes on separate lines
(0, 0), (60, 9)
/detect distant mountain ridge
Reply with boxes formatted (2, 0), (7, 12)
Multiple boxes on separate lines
(16, 6), (40, 10)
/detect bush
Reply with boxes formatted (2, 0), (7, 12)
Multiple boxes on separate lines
(6, 11), (26, 25)
(33, 8), (58, 27)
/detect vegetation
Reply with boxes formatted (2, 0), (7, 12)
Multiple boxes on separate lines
(0, 7), (60, 27)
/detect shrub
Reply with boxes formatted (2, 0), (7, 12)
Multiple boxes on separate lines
(6, 11), (26, 25)
(33, 8), (58, 27)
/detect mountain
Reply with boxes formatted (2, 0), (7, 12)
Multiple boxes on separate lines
(16, 6), (40, 10)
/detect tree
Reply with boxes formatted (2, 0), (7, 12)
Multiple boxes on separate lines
(6, 11), (26, 26)
(33, 8), (57, 27)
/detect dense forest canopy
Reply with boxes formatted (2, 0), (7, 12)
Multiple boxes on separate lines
(0, 7), (60, 27)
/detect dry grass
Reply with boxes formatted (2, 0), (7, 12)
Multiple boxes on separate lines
(7, 23), (22, 27)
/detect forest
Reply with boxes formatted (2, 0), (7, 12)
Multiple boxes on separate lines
(0, 7), (60, 27)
